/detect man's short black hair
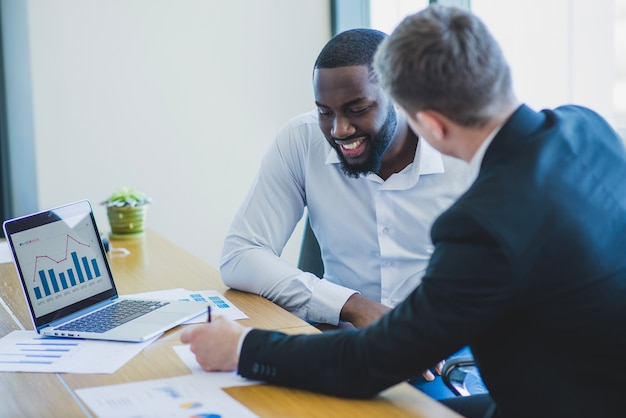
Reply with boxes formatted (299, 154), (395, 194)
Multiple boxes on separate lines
(314, 28), (387, 80)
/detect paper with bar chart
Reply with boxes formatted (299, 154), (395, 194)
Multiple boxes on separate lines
(76, 374), (258, 418)
(11, 215), (112, 318)
(0, 330), (157, 373)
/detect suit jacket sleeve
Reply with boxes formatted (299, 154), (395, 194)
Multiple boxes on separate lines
(237, 207), (514, 398)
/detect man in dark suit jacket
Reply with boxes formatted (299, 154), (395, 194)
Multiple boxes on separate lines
(182, 5), (626, 417)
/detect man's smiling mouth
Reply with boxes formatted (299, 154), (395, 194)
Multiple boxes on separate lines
(339, 139), (363, 150)
(334, 137), (367, 159)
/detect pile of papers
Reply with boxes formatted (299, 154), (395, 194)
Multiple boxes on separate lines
(0, 289), (258, 417)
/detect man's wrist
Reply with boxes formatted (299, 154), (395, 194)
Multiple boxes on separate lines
(339, 293), (391, 328)
(340, 293), (366, 323)
(237, 327), (253, 358)
(308, 279), (359, 325)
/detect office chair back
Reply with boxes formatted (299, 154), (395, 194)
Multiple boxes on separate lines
(298, 216), (324, 276)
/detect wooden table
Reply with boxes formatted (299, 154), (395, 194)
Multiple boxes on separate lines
(0, 230), (459, 417)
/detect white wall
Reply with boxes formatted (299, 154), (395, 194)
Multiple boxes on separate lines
(25, 0), (330, 268)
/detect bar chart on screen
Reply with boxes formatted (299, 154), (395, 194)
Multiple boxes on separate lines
(32, 239), (102, 300)
(24, 234), (111, 314)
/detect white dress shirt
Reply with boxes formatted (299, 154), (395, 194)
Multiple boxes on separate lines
(220, 110), (470, 325)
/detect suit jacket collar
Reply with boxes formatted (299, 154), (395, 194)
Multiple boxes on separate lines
(481, 104), (546, 170)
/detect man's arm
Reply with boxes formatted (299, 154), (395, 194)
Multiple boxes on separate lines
(219, 115), (361, 325)
(180, 275), (482, 399)
(182, 210), (513, 398)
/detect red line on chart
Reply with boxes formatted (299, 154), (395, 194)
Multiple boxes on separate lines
(31, 235), (91, 283)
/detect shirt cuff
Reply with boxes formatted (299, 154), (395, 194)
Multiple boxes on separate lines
(237, 327), (253, 358)
(307, 279), (359, 325)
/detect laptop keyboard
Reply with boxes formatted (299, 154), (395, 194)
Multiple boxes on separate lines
(56, 299), (170, 333)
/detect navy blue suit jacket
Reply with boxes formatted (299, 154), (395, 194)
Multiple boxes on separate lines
(239, 105), (626, 417)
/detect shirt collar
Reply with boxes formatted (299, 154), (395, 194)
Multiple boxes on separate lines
(325, 145), (341, 165)
(466, 124), (502, 183)
(417, 137), (444, 175)
(325, 136), (444, 178)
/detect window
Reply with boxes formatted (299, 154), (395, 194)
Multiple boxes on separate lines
(369, 0), (626, 139)
(615, 1), (626, 133)
(370, 0), (429, 33)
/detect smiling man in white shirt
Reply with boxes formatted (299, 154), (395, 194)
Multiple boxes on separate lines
(220, 29), (469, 378)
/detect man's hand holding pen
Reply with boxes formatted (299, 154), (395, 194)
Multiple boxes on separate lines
(181, 307), (245, 372)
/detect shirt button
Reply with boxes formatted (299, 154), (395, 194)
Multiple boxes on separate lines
(382, 227), (389, 234)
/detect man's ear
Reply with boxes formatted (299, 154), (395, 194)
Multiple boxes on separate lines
(416, 110), (446, 142)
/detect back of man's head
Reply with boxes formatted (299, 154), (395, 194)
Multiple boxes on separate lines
(314, 28), (387, 81)
(375, 5), (515, 127)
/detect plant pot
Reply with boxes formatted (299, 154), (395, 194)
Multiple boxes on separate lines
(106, 205), (149, 239)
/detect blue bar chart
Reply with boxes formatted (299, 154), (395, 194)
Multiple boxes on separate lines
(33, 251), (101, 299)
(30, 235), (103, 300)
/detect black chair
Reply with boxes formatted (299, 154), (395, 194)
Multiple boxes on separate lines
(441, 353), (488, 397)
(297, 215), (324, 277)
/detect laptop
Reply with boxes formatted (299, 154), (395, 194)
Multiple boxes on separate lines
(2, 200), (207, 342)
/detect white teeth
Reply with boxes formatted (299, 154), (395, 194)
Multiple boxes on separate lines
(342, 140), (362, 150)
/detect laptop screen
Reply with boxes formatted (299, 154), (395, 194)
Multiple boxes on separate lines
(3, 200), (117, 327)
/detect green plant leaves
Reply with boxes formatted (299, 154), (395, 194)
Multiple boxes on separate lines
(101, 186), (152, 207)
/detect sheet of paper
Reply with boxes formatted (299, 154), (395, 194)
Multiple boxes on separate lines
(0, 330), (157, 373)
(76, 374), (258, 418)
(126, 288), (248, 322)
(0, 241), (13, 264)
(173, 345), (260, 387)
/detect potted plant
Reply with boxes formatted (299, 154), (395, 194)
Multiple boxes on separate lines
(101, 186), (152, 239)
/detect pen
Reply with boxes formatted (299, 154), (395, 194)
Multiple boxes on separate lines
(207, 305), (211, 323)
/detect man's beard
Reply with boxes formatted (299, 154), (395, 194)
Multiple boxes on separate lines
(336, 104), (398, 178)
